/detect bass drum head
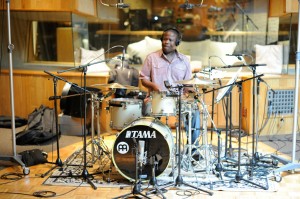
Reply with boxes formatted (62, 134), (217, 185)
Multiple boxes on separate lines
(112, 117), (173, 181)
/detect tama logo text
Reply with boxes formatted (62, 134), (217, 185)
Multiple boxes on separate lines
(125, 130), (156, 138)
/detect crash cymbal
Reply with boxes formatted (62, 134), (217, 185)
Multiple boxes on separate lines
(175, 77), (217, 86)
(90, 83), (139, 90)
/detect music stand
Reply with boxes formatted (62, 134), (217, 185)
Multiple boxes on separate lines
(40, 71), (63, 178)
(215, 67), (242, 160)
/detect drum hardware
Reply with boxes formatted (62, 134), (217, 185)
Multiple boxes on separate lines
(161, 83), (213, 196)
(112, 138), (151, 199)
(191, 92), (216, 185)
(145, 156), (171, 199)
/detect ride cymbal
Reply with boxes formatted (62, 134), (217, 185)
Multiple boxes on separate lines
(90, 83), (139, 90)
(175, 77), (217, 85)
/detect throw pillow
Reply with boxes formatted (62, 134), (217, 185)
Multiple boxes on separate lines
(80, 48), (110, 73)
(255, 44), (283, 74)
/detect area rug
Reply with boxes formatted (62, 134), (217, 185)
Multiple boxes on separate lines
(258, 134), (300, 161)
(43, 139), (279, 192)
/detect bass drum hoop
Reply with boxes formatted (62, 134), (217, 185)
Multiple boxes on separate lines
(112, 117), (173, 181)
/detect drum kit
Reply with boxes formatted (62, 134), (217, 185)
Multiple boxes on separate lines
(86, 76), (219, 197)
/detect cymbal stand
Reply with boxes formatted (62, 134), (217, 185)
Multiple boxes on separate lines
(113, 139), (150, 199)
(192, 89), (213, 174)
(223, 92), (238, 163)
(181, 104), (194, 171)
(164, 85), (213, 196)
(89, 92), (114, 182)
(194, 92), (219, 180)
(40, 72), (63, 178)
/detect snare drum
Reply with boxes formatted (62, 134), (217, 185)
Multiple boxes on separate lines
(109, 98), (142, 130)
(112, 117), (174, 181)
(151, 91), (177, 116)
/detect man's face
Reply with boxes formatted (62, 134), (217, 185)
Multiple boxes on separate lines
(161, 30), (178, 55)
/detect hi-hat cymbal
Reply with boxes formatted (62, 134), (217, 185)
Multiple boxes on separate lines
(175, 77), (217, 86)
(90, 83), (139, 90)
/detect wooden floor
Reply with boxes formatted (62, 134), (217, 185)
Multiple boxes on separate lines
(1, 132), (300, 199)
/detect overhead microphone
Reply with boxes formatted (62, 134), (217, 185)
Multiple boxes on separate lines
(179, 0), (205, 9)
(226, 53), (246, 57)
(179, 2), (195, 9)
(115, 2), (129, 9)
(121, 46), (125, 70)
(101, 0), (130, 9)
(226, 53), (246, 60)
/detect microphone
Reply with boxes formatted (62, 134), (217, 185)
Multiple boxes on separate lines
(226, 54), (246, 57)
(101, 0), (130, 9)
(226, 54), (246, 60)
(138, 140), (145, 168)
(179, 0), (205, 9)
(121, 47), (125, 69)
(179, 2), (194, 9)
(115, 3), (129, 8)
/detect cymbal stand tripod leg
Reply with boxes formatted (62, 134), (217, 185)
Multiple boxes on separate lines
(180, 106), (195, 171)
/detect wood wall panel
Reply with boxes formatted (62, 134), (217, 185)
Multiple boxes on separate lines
(242, 74), (299, 135)
(0, 70), (110, 131)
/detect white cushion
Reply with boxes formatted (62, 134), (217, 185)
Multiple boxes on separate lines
(126, 39), (148, 63)
(255, 44), (283, 74)
(179, 40), (238, 67)
(80, 48), (110, 73)
(179, 39), (210, 65)
(208, 41), (238, 67)
(144, 36), (161, 52)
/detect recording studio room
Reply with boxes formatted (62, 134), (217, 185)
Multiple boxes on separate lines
(1, 0), (300, 198)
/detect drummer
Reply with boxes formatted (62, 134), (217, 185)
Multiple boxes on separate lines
(139, 26), (201, 160)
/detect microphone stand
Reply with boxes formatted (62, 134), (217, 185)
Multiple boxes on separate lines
(40, 72), (63, 178)
(56, 58), (110, 189)
(0, 0), (29, 175)
(235, 2), (259, 53)
(113, 139), (150, 199)
(233, 77), (268, 190)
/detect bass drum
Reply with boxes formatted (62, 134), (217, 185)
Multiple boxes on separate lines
(112, 117), (174, 181)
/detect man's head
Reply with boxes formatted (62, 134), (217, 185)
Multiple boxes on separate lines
(161, 27), (182, 54)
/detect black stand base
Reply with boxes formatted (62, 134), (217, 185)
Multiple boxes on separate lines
(49, 168), (97, 190)
(113, 181), (150, 199)
(235, 171), (268, 190)
(146, 162), (170, 199)
(40, 158), (63, 178)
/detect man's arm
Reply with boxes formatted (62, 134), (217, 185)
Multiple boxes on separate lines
(141, 79), (160, 92)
